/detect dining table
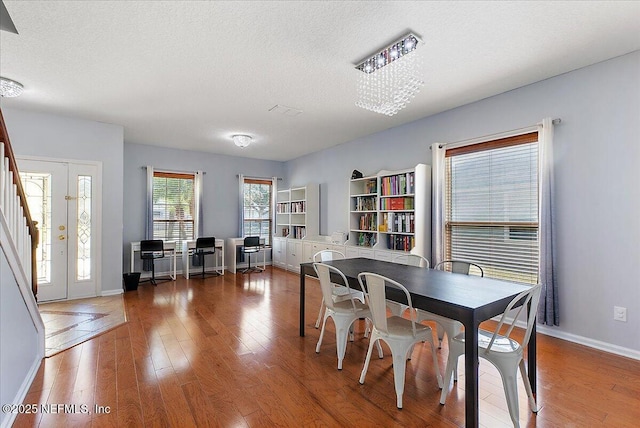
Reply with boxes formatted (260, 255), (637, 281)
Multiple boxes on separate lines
(299, 257), (536, 428)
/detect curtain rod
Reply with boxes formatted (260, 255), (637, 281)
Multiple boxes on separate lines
(237, 174), (283, 180)
(432, 118), (561, 149)
(142, 166), (205, 174)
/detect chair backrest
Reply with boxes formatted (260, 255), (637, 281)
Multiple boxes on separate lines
(313, 263), (359, 312)
(244, 236), (261, 248)
(393, 254), (429, 269)
(434, 260), (484, 277)
(357, 272), (418, 337)
(140, 239), (164, 257)
(485, 283), (542, 353)
(313, 249), (345, 262)
(196, 237), (216, 250)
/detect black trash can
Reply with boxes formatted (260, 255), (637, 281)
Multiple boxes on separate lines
(123, 272), (141, 291)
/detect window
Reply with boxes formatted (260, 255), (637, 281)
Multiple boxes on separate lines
(243, 178), (272, 245)
(445, 132), (539, 284)
(152, 171), (195, 248)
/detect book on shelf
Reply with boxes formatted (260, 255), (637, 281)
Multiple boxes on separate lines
(357, 232), (376, 247)
(387, 234), (415, 251)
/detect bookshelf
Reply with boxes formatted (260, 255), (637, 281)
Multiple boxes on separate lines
(347, 164), (431, 258)
(274, 184), (319, 240)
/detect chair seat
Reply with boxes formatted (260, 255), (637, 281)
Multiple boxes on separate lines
(383, 316), (432, 338)
(453, 329), (521, 354)
(332, 299), (370, 314)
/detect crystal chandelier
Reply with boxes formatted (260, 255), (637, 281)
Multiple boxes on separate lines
(355, 33), (424, 116)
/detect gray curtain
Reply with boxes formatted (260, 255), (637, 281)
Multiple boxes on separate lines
(538, 118), (559, 325)
(144, 165), (154, 271)
(430, 143), (446, 268)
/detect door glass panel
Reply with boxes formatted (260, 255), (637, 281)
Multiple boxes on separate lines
(20, 172), (51, 283)
(77, 175), (92, 280)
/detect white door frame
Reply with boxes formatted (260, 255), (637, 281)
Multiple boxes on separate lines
(18, 155), (103, 301)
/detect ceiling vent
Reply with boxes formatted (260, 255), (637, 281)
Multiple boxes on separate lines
(269, 105), (303, 117)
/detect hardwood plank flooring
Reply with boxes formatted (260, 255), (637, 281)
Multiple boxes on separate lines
(14, 267), (640, 427)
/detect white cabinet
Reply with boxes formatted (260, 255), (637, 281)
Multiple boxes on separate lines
(347, 164), (431, 261)
(287, 240), (303, 272)
(272, 237), (287, 269)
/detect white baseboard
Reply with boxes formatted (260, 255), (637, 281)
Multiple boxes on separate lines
(0, 352), (42, 428)
(536, 324), (640, 360)
(101, 288), (124, 297)
(497, 316), (640, 361)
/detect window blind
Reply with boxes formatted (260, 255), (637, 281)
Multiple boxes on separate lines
(152, 171), (194, 247)
(243, 178), (272, 245)
(445, 133), (539, 284)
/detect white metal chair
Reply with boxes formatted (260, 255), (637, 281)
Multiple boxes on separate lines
(434, 259), (484, 277)
(314, 250), (365, 329)
(439, 283), (542, 428)
(418, 260), (484, 354)
(387, 254), (430, 317)
(357, 272), (443, 409)
(314, 263), (381, 370)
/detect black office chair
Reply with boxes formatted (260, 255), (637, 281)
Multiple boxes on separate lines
(140, 239), (165, 286)
(193, 237), (219, 278)
(241, 236), (262, 274)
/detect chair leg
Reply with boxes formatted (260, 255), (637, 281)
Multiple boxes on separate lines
(336, 319), (353, 370)
(315, 312), (329, 354)
(440, 348), (461, 404)
(519, 360), (538, 412)
(392, 345), (411, 409)
(359, 334), (379, 385)
(151, 261), (157, 286)
(315, 301), (325, 329)
(497, 366), (521, 428)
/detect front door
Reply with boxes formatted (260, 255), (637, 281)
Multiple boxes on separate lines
(18, 158), (101, 302)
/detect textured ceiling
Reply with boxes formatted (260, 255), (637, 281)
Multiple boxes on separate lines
(1, 1), (639, 161)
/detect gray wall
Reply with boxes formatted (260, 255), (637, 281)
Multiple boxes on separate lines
(123, 143), (285, 272)
(4, 108), (124, 295)
(0, 249), (39, 426)
(286, 50), (640, 353)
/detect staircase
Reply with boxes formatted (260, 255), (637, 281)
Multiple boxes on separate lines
(0, 108), (44, 428)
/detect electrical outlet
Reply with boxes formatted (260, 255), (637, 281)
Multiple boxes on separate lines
(614, 306), (627, 322)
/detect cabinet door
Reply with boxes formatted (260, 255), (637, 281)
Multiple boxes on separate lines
(287, 240), (303, 272)
(358, 248), (374, 259)
(345, 246), (360, 259)
(273, 238), (286, 268)
(302, 241), (315, 264)
(374, 250), (393, 262)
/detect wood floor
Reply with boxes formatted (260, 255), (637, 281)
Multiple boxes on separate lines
(14, 267), (640, 427)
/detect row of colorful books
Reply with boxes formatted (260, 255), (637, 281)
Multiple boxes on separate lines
(387, 234), (415, 252)
(357, 213), (377, 231)
(356, 232), (376, 247)
(381, 212), (415, 233)
(380, 197), (414, 210)
(353, 196), (377, 211)
(380, 172), (415, 196)
(277, 201), (306, 213)
(291, 226), (306, 239)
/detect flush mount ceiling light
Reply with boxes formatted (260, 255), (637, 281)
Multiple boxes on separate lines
(0, 77), (24, 97)
(355, 33), (424, 116)
(232, 134), (252, 148)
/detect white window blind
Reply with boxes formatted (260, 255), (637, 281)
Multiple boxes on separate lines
(152, 171), (194, 248)
(243, 178), (272, 246)
(445, 132), (539, 284)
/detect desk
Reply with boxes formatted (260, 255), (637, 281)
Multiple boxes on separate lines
(299, 258), (534, 428)
(181, 239), (225, 278)
(225, 238), (271, 274)
(130, 241), (177, 280)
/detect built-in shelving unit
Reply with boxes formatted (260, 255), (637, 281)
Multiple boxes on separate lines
(273, 183), (319, 272)
(274, 184), (318, 239)
(347, 164), (431, 258)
